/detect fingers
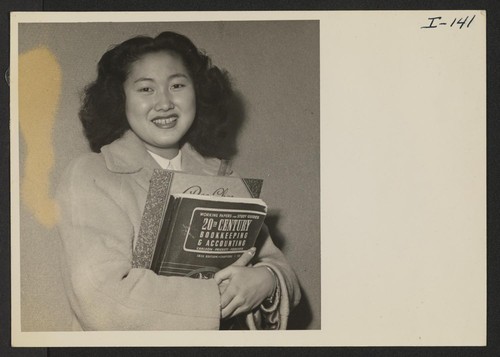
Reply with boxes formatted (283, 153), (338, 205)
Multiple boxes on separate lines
(214, 249), (258, 319)
(232, 247), (256, 267)
(221, 295), (246, 319)
(225, 305), (247, 320)
(214, 248), (256, 284)
(214, 268), (232, 284)
(218, 280), (229, 295)
(216, 264), (270, 319)
(220, 287), (234, 309)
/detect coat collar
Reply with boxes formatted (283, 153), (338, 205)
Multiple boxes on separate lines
(100, 130), (224, 179)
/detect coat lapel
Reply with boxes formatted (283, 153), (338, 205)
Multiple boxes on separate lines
(100, 130), (225, 193)
(130, 160), (159, 192)
(101, 131), (161, 192)
(180, 142), (225, 176)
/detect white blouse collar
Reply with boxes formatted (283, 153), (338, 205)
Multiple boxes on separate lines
(147, 150), (182, 171)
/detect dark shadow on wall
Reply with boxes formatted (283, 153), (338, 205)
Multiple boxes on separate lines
(216, 90), (246, 161)
(288, 288), (314, 330)
(264, 211), (286, 250)
(263, 212), (314, 330)
(221, 92), (316, 330)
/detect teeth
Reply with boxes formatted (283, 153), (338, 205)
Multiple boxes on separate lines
(153, 117), (176, 125)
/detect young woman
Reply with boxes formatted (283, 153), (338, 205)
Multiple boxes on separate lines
(56, 31), (300, 330)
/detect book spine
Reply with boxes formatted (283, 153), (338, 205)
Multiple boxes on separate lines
(150, 195), (181, 273)
(132, 170), (174, 269)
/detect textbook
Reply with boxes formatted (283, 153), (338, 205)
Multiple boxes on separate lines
(150, 194), (267, 278)
(132, 169), (264, 270)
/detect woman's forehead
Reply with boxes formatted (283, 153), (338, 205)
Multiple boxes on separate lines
(127, 51), (189, 78)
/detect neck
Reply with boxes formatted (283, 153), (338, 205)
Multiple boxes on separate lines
(145, 144), (180, 160)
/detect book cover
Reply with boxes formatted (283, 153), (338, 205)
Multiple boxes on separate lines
(132, 170), (263, 269)
(151, 194), (267, 278)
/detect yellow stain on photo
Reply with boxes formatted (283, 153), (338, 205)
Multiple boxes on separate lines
(19, 47), (61, 228)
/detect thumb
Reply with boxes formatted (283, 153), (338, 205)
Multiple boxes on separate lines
(214, 247), (256, 284)
(232, 247), (256, 267)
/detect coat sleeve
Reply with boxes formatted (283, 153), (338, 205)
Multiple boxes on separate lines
(56, 156), (221, 330)
(223, 167), (301, 329)
(246, 224), (301, 330)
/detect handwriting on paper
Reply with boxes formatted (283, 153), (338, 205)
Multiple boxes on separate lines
(421, 15), (476, 29)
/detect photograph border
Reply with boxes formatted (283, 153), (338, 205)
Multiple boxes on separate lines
(7, 6), (488, 346)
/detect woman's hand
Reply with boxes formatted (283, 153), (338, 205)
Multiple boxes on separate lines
(214, 249), (275, 319)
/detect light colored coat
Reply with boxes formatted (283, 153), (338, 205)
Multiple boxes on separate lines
(56, 130), (300, 330)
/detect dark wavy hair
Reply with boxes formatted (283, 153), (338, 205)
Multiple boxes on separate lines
(79, 31), (234, 158)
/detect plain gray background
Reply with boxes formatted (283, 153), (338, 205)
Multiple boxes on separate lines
(18, 21), (320, 330)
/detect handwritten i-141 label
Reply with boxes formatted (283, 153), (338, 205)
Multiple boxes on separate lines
(421, 15), (476, 29)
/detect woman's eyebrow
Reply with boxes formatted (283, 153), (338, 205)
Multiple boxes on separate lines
(133, 77), (154, 83)
(133, 73), (189, 84)
(168, 73), (190, 80)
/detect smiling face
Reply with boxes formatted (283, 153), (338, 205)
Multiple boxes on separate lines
(123, 51), (196, 159)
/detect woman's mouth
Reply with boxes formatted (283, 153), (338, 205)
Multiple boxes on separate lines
(152, 115), (178, 129)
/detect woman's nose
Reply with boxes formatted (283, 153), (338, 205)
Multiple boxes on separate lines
(155, 92), (174, 111)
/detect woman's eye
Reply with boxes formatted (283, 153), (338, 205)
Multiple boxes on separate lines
(171, 83), (186, 90)
(138, 87), (153, 93)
